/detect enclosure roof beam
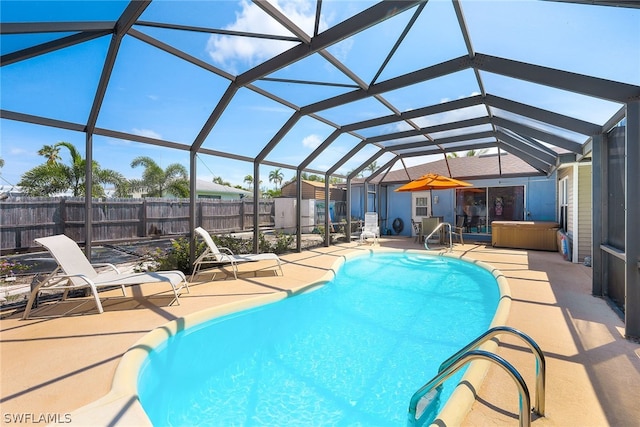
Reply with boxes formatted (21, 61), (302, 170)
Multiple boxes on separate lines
(473, 53), (640, 103)
(1, 110), (85, 132)
(497, 129), (558, 164)
(301, 55), (471, 114)
(497, 133), (555, 172)
(347, 150), (386, 180)
(544, 0), (640, 9)
(128, 29), (234, 80)
(236, 0), (421, 87)
(343, 95), (484, 132)
(492, 116), (582, 153)
(368, 116), (491, 145)
(135, 21), (300, 42)
(485, 94), (601, 136)
(385, 131), (495, 153)
(298, 129), (343, 170)
(327, 140), (368, 176)
(1, 30), (111, 66)
(0, 21), (115, 34)
(86, 1), (151, 133)
(393, 141), (497, 159)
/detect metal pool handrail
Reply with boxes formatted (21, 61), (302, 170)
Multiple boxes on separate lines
(423, 222), (453, 251)
(438, 326), (546, 416)
(407, 350), (531, 427)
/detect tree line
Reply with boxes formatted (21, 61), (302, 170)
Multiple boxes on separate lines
(15, 142), (189, 198)
(3, 142), (383, 199)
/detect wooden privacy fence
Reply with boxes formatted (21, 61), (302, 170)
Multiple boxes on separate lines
(0, 197), (275, 252)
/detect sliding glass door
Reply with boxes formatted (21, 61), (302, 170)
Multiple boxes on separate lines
(456, 186), (525, 234)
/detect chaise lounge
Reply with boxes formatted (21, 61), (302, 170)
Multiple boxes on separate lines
(23, 234), (188, 319)
(190, 227), (284, 281)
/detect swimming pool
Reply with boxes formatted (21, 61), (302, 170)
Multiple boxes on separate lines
(136, 252), (503, 426)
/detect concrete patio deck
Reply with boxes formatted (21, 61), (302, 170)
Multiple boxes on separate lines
(1, 236), (638, 426)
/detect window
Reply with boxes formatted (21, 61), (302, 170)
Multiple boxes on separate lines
(455, 186), (524, 233)
(559, 178), (568, 231)
(415, 197), (429, 216)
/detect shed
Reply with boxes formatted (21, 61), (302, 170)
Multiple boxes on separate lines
(280, 180), (346, 201)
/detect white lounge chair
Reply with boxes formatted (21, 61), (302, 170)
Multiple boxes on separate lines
(23, 234), (188, 319)
(190, 227), (284, 281)
(359, 212), (380, 244)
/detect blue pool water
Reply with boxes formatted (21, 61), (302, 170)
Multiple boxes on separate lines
(138, 252), (499, 426)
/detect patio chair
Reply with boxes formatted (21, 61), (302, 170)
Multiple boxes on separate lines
(467, 215), (480, 233)
(451, 215), (465, 244)
(359, 212), (380, 244)
(411, 219), (422, 243)
(23, 234), (188, 319)
(190, 227), (283, 281)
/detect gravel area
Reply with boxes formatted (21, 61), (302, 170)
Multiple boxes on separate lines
(0, 233), (335, 308)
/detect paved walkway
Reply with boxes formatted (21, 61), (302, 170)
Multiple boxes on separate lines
(1, 237), (638, 426)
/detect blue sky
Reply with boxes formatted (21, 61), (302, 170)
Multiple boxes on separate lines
(1, 0), (639, 191)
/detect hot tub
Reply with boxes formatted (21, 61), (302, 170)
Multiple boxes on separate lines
(491, 221), (560, 251)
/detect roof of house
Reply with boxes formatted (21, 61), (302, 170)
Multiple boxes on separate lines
(356, 153), (541, 185)
(196, 180), (251, 195)
(282, 179), (342, 189)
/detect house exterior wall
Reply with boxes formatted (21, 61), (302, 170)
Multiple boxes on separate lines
(350, 174), (557, 237)
(387, 185), (412, 236)
(577, 164), (593, 262)
(196, 191), (246, 200)
(462, 175), (557, 221)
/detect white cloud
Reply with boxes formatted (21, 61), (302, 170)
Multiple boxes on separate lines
(132, 128), (162, 139)
(329, 38), (353, 63)
(206, 0), (322, 69)
(302, 134), (322, 149)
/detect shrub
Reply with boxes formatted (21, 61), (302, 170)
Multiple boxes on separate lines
(269, 231), (295, 254)
(154, 237), (206, 274)
(147, 231), (295, 274)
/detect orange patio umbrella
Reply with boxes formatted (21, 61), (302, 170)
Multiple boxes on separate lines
(395, 173), (473, 216)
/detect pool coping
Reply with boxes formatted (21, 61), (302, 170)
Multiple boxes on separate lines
(62, 248), (510, 426)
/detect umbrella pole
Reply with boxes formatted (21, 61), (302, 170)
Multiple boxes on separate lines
(430, 190), (433, 217)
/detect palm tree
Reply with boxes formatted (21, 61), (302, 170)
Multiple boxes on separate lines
(130, 156), (189, 198)
(18, 141), (125, 197)
(365, 161), (379, 175)
(268, 168), (284, 190)
(448, 149), (489, 158)
(213, 176), (231, 186)
(243, 174), (253, 187)
(0, 158), (4, 168)
(347, 168), (364, 178)
(37, 144), (61, 164)
(465, 148), (489, 157)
